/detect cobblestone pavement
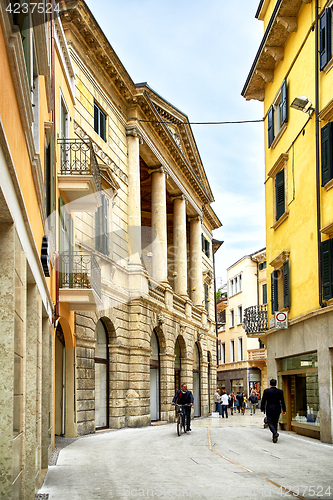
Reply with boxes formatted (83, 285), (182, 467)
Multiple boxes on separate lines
(38, 412), (333, 500)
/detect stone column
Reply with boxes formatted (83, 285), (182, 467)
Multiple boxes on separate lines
(126, 127), (142, 266)
(173, 195), (187, 296)
(150, 167), (168, 284)
(189, 215), (203, 306)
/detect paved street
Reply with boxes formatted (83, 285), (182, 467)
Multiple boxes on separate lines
(38, 412), (333, 500)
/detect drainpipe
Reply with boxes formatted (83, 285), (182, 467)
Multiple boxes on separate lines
(315, 0), (324, 307)
(51, 1), (60, 323)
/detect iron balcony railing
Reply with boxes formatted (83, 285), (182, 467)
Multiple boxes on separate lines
(243, 304), (268, 334)
(58, 138), (102, 192)
(59, 251), (101, 298)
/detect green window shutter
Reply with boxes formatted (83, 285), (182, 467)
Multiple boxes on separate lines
(320, 9), (332, 70)
(283, 260), (290, 308)
(321, 123), (333, 186)
(205, 239), (210, 258)
(102, 195), (109, 255)
(94, 103), (99, 134)
(268, 106), (274, 148)
(275, 170), (285, 220)
(271, 270), (278, 313)
(321, 239), (332, 300)
(280, 79), (288, 125)
(201, 233), (205, 252)
(262, 283), (267, 305)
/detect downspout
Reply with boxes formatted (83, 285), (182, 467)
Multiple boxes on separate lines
(51, 1), (59, 322)
(315, 0), (324, 307)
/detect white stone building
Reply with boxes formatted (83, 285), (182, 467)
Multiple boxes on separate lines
(57, 0), (222, 435)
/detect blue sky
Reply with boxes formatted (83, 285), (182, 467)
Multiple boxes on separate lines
(85, 0), (266, 284)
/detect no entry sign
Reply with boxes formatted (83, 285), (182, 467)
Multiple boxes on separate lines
(274, 311), (288, 329)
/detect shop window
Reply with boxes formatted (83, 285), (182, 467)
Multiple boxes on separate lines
(271, 260), (290, 313)
(268, 79), (288, 148)
(94, 102), (106, 141)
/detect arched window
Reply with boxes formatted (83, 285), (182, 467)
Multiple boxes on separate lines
(175, 337), (181, 392)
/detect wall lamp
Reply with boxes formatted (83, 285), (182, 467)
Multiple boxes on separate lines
(290, 96), (314, 116)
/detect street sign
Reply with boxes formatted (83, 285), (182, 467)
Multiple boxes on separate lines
(275, 311), (288, 329)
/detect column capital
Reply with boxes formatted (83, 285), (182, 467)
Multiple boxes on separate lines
(126, 125), (143, 144)
(147, 165), (168, 177)
(171, 193), (187, 203)
(188, 214), (203, 223)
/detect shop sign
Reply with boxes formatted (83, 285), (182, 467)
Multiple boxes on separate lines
(274, 311), (288, 329)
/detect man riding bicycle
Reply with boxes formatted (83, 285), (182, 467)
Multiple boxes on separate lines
(171, 383), (194, 431)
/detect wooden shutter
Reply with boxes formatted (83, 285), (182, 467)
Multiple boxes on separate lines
(321, 123), (333, 186)
(275, 170), (285, 220)
(320, 9), (332, 70)
(262, 283), (267, 305)
(204, 283), (209, 312)
(94, 103), (99, 134)
(283, 260), (290, 308)
(205, 239), (210, 258)
(280, 79), (288, 125)
(271, 270), (278, 313)
(201, 233), (205, 252)
(321, 239), (332, 300)
(268, 106), (274, 148)
(102, 195), (109, 255)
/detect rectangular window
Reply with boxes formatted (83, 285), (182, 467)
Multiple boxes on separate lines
(94, 102), (106, 141)
(229, 279), (234, 296)
(275, 169), (285, 220)
(230, 340), (235, 362)
(204, 283), (209, 313)
(230, 309), (234, 328)
(221, 343), (225, 364)
(237, 305), (242, 324)
(320, 8), (332, 70)
(239, 274), (242, 292)
(321, 122), (333, 186)
(259, 261), (267, 271)
(271, 260), (290, 313)
(238, 338), (243, 361)
(95, 194), (109, 256)
(321, 238), (333, 300)
(268, 79), (288, 148)
(262, 283), (267, 305)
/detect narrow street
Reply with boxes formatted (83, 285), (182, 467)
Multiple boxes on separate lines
(38, 413), (333, 500)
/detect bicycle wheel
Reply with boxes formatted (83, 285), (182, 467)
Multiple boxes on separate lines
(182, 414), (187, 433)
(177, 414), (182, 436)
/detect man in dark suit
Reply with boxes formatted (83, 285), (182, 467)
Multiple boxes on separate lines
(171, 383), (194, 431)
(261, 379), (286, 443)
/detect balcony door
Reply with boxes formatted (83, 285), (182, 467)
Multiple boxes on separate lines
(150, 330), (160, 422)
(95, 320), (109, 429)
(55, 324), (65, 436)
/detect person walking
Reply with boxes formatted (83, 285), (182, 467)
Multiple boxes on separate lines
(249, 391), (258, 415)
(236, 392), (244, 414)
(214, 389), (221, 413)
(228, 392), (235, 415)
(261, 379), (286, 443)
(220, 391), (229, 418)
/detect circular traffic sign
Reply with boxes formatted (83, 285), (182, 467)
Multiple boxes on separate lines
(276, 312), (287, 322)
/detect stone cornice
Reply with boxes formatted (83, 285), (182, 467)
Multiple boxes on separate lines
(202, 204), (222, 230)
(269, 250), (290, 269)
(267, 153), (288, 179)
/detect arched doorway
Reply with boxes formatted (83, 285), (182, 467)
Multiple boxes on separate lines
(150, 329), (160, 421)
(94, 320), (109, 429)
(193, 343), (201, 417)
(174, 337), (181, 392)
(55, 324), (65, 436)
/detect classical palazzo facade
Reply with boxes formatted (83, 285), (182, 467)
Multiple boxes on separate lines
(57, 0), (222, 435)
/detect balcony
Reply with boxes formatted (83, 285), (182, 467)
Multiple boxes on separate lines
(243, 304), (268, 336)
(57, 139), (102, 211)
(247, 348), (267, 368)
(59, 251), (102, 311)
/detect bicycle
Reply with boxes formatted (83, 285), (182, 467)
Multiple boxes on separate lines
(175, 404), (191, 436)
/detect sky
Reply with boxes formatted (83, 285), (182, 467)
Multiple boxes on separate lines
(85, 0), (266, 285)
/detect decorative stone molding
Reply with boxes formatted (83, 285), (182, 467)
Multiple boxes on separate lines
(276, 16), (298, 33)
(255, 69), (274, 83)
(267, 153), (288, 179)
(157, 313), (165, 326)
(320, 221), (333, 235)
(264, 46), (284, 62)
(269, 251), (290, 269)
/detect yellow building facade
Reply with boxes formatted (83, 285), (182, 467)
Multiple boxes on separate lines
(243, 0), (333, 442)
